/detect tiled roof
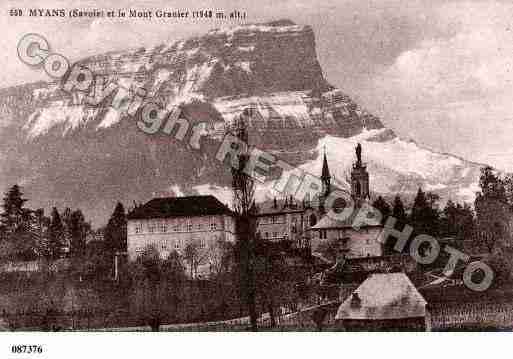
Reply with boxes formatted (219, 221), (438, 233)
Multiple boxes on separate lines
(127, 195), (233, 220)
(335, 273), (427, 320)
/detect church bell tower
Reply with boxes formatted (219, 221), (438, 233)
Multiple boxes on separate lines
(321, 148), (331, 198)
(351, 143), (370, 202)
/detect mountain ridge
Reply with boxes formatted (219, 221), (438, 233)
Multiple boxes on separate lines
(0, 20), (483, 226)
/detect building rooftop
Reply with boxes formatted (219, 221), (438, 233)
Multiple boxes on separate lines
(335, 272), (427, 320)
(127, 195), (233, 220)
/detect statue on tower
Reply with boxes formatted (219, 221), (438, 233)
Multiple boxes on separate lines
(356, 143), (362, 165)
(351, 142), (370, 201)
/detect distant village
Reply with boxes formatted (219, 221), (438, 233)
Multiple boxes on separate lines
(1, 116), (513, 331)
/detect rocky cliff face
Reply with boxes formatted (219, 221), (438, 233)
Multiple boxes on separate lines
(0, 20), (482, 225)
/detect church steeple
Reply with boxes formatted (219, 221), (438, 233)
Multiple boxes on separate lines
(321, 147), (331, 197)
(351, 143), (370, 202)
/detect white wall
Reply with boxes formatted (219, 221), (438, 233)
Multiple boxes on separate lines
(310, 226), (383, 259)
(127, 214), (236, 261)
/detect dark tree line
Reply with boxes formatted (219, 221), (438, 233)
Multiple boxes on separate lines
(0, 184), (127, 279)
(373, 166), (513, 256)
(474, 166), (513, 251)
(373, 190), (475, 242)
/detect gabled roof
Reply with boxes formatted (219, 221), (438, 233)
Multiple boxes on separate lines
(335, 273), (427, 320)
(127, 195), (233, 220)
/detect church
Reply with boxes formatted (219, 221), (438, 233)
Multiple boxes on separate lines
(255, 142), (384, 260)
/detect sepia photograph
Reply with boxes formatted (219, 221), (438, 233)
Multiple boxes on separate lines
(0, 0), (512, 356)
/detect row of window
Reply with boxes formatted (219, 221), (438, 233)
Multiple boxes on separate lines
(319, 230), (350, 240)
(263, 232), (288, 239)
(256, 224), (298, 237)
(134, 220), (218, 234)
(134, 237), (212, 254)
(317, 228), (371, 239)
(257, 216), (304, 230)
(257, 215), (286, 225)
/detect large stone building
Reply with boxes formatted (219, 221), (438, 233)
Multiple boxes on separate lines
(126, 195), (236, 263)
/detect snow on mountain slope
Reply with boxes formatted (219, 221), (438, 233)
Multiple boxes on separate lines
(20, 20), (332, 140)
(305, 130), (480, 198)
(178, 129), (482, 207)
(0, 20), (485, 225)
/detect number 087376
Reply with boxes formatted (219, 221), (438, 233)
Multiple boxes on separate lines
(11, 345), (43, 354)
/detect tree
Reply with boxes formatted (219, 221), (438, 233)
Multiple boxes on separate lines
(459, 203), (476, 239)
(410, 188), (440, 237)
(104, 202), (127, 277)
(47, 208), (65, 260)
(479, 166), (506, 200)
(372, 196), (391, 224)
(132, 245), (162, 330)
(0, 184), (30, 235)
(440, 201), (475, 239)
(392, 195), (407, 223)
(33, 208), (50, 258)
(68, 210), (89, 259)
(475, 166), (511, 251)
(207, 238), (234, 277)
(82, 239), (111, 280)
(206, 239), (234, 318)
(256, 242), (290, 328)
(162, 250), (186, 283)
(441, 199), (457, 237)
(161, 251), (186, 321)
(61, 207), (73, 244)
(183, 240), (208, 278)
(230, 112), (258, 331)
(104, 202), (127, 255)
(381, 195), (408, 255)
(0, 185), (37, 260)
(503, 173), (513, 211)
(136, 245), (162, 285)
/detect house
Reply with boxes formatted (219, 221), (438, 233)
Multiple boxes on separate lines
(335, 272), (428, 331)
(255, 197), (317, 248)
(254, 148), (336, 249)
(309, 212), (383, 259)
(126, 195), (236, 263)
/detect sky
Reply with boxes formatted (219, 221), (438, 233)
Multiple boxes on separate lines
(1, 0), (513, 170)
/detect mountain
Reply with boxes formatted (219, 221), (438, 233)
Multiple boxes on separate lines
(0, 20), (483, 225)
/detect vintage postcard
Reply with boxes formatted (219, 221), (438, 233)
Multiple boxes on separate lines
(0, 0), (511, 357)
